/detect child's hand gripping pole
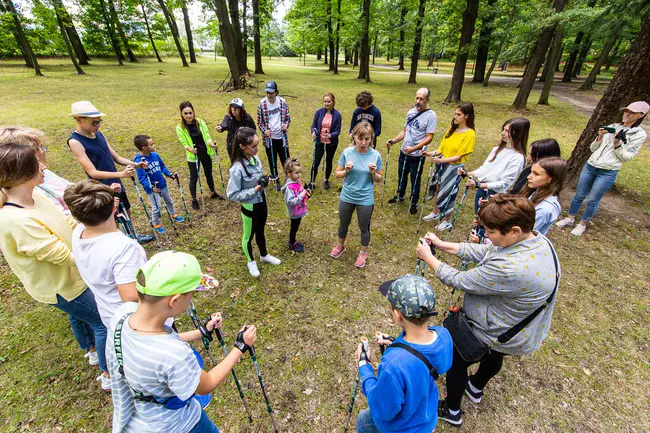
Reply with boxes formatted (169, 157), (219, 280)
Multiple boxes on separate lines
(375, 331), (396, 355)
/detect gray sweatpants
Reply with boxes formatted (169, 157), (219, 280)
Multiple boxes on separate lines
(147, 187), (177, 226)
(338, 200), (374, 247)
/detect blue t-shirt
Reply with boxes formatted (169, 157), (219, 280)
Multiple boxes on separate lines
(135, 152), (172, 195)
(338, 146), (382, 206)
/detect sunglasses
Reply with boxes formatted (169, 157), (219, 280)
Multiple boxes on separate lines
(82, 118), (103, 126)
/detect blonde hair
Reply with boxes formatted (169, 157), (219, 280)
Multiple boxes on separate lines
(0, 126), (47, 151)
(283, 157), (302, 177)
(350, 122), (374, 147)
(0, 143), (40, 206)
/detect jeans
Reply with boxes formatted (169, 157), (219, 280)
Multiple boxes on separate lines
(568, 163), (618, 222)
(474, 188), (497, 213)
(147, 187), (177, 226)
(188, 410), (220, 433)
(68, 315), (94, 351)
(396, 152), (426, 206)
(356, 409), (381, 433)
(50, 288), (107, 372)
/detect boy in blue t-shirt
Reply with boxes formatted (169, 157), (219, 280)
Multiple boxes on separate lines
(354, 274), (453, 433)
(134, 135), (184, 234)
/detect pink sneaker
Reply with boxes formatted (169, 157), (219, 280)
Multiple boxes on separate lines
(355, 251), (367, 268)
(329, 244), (346, 258)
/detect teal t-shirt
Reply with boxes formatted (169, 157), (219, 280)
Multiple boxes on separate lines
(338, 146), (382, 206)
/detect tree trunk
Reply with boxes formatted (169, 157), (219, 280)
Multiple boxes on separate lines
(572, 36), (591, 78)
(357, 0), (371, 82)
(53, 1), (84, 74)
(328, 0), (335, 70)
(353, 43), (359, 67)
(483, 37), (505, 87)
(1, 0), (43, 74)
(141, 3), (162, 62)
(512, 0), (567, 110)
(158, 0), (189, 67)
(397, 2), (406, 70)
(252, 0), (264, 74)
(242, 0), (248, 67)
(444, 0), (480, 103)
(539, 33), (556, 82)
(212, 0), (243, 87)
(538, 25), (565, 104)
(578, 26), (621, 91)
(228, 0), (248, 72)
(604, 37), (623, 71)
(566, 14), (650, 185)
(407, 0), (426, 84)
(324, 46), (328, 64)
(561, 32), (583, 82)
(317, 48), (322, 60)
(333, 0), (341, 74)
(428, 50), (434, 67)
(97, 0), (124, 65)
(182, 2), (197, 63)
(53, 0), (89, 64)
(108, 0), (137, 62)
(387, 36), (391, 61)
(372, 31), (377, 65)
(0, 0), (32, 67)
(472, 0), (496, 83)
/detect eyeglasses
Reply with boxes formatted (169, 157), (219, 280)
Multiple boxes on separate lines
(82, 118), (103, 126)
(41, 145), (49, 153)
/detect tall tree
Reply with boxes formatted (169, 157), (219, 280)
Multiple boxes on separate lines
(407, 0), (426, 84)
(566, 13), (650, 184)
(212, 0), (244, 87)
(108, 0), (137, 62)
(181, 0), (197, 63)
(538, 24), (565, 104)
(333, 0), (341, 74)
(512, 0), (568, 110)
(396, 2), (406, 70)
(158, 0), (189, 66)
(472, 0), (496, 83)
(578, 25), (622, 91)
(444, 0), (480, 103)
(228, 0), (248, 72)
(327, 0), (335, 70)
(52, 0), (84, 74)
(141, 2), (162, 62)
(357, 0), (371, 82)
(53, 0), (90, 64)
(0, 0), (42, 74)
(252, 0), (264, 73)
(572, 35), (591, 77)
(242, 0), (248, 67)
(98, 0), (124, 64)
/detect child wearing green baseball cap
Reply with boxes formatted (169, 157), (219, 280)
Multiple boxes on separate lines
(354, 274), (453, 433)
(105, 251), (257, 433)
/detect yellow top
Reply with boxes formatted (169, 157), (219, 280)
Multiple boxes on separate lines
(436, 128), (476, 163)
(0, 190), (86, 304)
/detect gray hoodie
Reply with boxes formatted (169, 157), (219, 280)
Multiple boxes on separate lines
(436, 233), (560, 356)
(226, 155), (265, 204)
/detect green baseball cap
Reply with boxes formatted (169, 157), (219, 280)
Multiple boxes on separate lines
(136, 251), (218, 297)
(378, 274), (437, 318)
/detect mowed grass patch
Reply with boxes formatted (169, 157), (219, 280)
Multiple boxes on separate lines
(0, 57), (649, 432)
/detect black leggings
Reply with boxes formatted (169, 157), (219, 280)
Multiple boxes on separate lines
(265, 138), (290, 179)
(289, 217), (302, 244)
(241, 197), (268, 262)
(188, 149), (215, 198)
(311, 141), (338, 183)
(446, 345), (505, 411)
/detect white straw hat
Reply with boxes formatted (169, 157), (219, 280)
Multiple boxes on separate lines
(69, 101), (105, 118)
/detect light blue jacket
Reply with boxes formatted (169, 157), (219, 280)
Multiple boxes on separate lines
(226, 156), (265, 204)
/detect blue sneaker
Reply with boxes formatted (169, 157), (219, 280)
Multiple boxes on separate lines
(172, 214), (185, 223)
(154, 224), (166, 234)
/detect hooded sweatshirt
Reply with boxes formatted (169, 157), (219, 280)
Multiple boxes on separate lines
(359, 326), (453, 433)
(281, 179), (308, 219)
(533, 195), (561, 235)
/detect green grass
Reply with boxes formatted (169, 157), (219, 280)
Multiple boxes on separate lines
(0, 57), (648, 433)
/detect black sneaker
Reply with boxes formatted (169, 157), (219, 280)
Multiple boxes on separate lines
(210, 191), (224, 200)
(465, 378), (484, 403)
(192, 199), (200, 210)
(409, 204), (418, 214)
(388, 196), (404, 204)
(136, 234), (155, 245)
(438, 399), (463, 427)
(323, 179), (330, 190)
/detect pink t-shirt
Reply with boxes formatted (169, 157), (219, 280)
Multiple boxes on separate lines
(320, 112), (332, 144)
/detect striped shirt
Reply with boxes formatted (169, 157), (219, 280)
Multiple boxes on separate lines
(106, 302), (202, 433)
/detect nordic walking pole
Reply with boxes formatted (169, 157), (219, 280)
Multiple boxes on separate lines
(267, 137), (277, 185)
(194, 149), (206, 217)
(250, 344), (279, 433)
(444, 175), (471, 242)
(310, 138), (318, 186)
(212, 145), (226, 189)
(117, 201), (137, 240)
(174, 174), (192, 227)
(383, 146), (390, 186)
(211, 314), (254, 423)
(344, 337), (368, 433)
(139, 157), (175, 234)
(375, 332), (395, 356)
(128, 176), (162, 247)
(155, 181), (177, 233)
(416, 161), (435, 235)
(186, 301), (218, 366)
(405, 150), (427, 220)
(394, 150), (408, 212)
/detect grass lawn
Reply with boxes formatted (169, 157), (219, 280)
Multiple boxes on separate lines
(0, 56), (648, 433)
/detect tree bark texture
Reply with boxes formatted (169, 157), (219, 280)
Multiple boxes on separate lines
(372, 31), (377, 65)
(538, 25), (565, 104)
(252, 0), (264, 74)
(98, 0), (124, 65)
(213, 0), (243, 87)
(333, 0), (341, 74)
(53, 0), (89, 64)
(182, 3), (197, 63)
(53, 1), (84, 74)
(407, 0), (426, 84)
(444, 0), (480, 103)
(578, 26), (621, 91)
(108, 0), (137, 62)
(572, 36), (591, 78)
(357, 0), (371, 82)
(397, 3), (406, 70)
(158, 0), (189, 67)
(324, 46), (328, 64)
(483, 37), (505, 87)
(561, 32), (583, 82)
(566, 14), (650, 185)
(242, 0), (248, 67)
(1, 0), (42, 73)
(228, 0), (248, 72)
(141, 3), (162, 62)
(472, 0), (496, 83)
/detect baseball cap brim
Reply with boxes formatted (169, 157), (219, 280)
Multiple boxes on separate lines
(378, 279), (397, 297)
(197, 274), (219, 291)
(265, 87), (276, 93)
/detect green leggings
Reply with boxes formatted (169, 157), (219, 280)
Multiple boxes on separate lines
(241, 198), (268, 262)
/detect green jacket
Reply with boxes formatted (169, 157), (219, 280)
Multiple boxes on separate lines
(176, 119), (214, 162)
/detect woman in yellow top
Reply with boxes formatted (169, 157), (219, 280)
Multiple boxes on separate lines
(422, 103), (476, 231)
(0, 135), (109, 389)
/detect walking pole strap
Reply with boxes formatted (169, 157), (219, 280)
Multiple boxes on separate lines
(385, 342), (439, 379)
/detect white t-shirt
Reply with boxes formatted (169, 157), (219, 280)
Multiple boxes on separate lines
(72, 225), (147, 327)
(266, 98), (283, 139)
(472, 146), (525, 193)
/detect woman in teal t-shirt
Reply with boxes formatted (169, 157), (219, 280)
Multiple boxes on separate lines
(329, 122), (383, 268)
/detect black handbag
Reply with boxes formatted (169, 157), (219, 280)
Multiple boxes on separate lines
(443, 238), (560, 362)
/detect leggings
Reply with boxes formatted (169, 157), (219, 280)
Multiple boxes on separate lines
(188, 149), (215, 198)
(289, 217), (302, 244)
(241, 197), (268, 262)
(338, 200), (374, 247)
(311, 141), (338, 183)
(265, 138), (290, 179)
(446, 345), (505, 411)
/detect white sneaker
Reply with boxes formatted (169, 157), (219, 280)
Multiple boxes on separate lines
(436, 220), (453, 231)
(247, 261), (260, 278)
(84, 351), (99, 366)
(555, 217), (575, 228)
(96, 374), (111, 391)
(260, 254), (281, 265)
(422, 211), (440, 222)
(571, 223), (587, 236)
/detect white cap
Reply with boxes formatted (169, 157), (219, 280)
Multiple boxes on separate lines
(230, 98), (245, 109)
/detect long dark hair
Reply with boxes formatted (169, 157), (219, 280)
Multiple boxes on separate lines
(521, 157), (567, 205)
(229, 105), (249, 122)
(231, 127), (257, 175)
(179, 101), (197, 131)
(446, 102), (475, 138)
(490, 117), (529, 162)
(529, 138), (561, 163)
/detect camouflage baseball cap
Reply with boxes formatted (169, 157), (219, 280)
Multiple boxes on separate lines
(378, 275), (437, 318)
